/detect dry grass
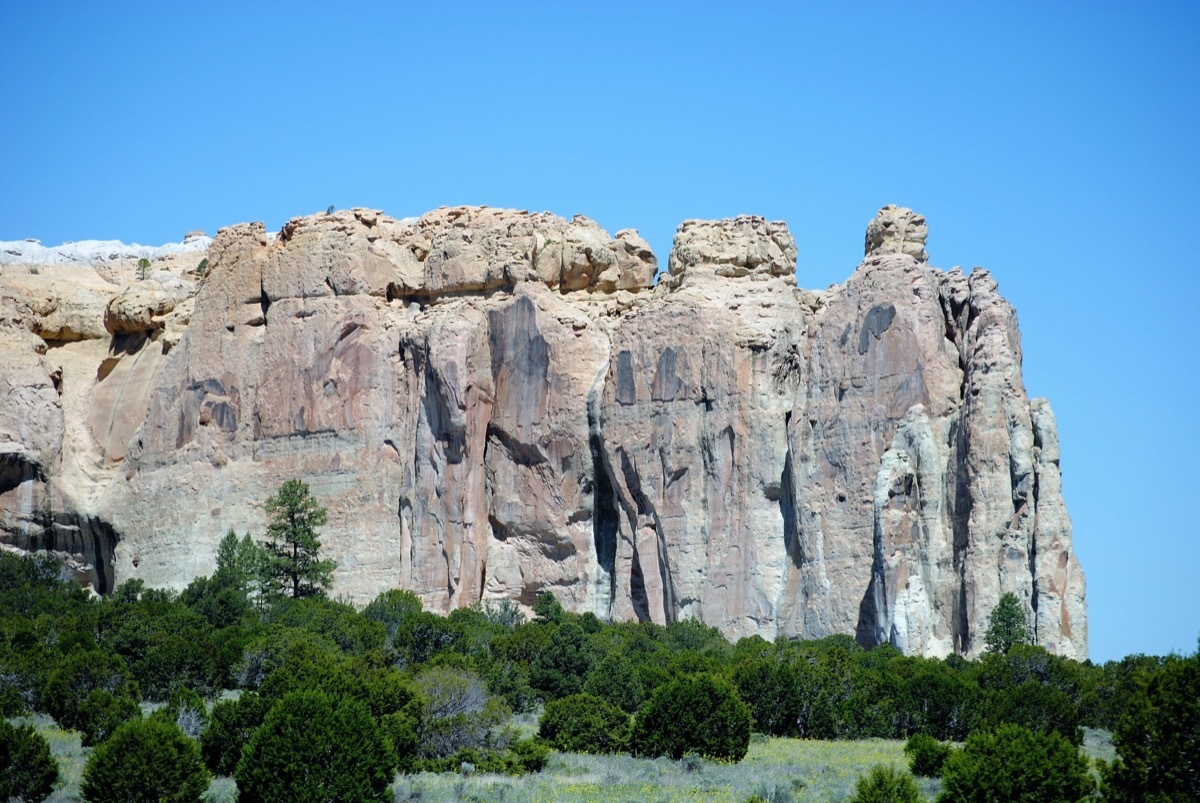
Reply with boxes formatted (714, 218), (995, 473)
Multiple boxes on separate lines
(391, 737), (941, 802)
(13, 714), (86, 803)
(15, 711), (1110, 803)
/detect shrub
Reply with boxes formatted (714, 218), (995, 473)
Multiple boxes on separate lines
(1102, 649), (1200, 801)
(134, 632), (223, 701)
(415, 665), (510, 759)
(0, 719), (58, 803)
(583, 651), (645, 713)
(539, 692), (630, 753)
(533, 591), (566, 624)
(420, 736), (550, 776)
(529, 622), (594, 700)
(476, 598), (526, 630)
(81, 717), (210, 803)
(732, 657), (803, 737)
(200, 692), (271, 775)
(264, 596), (387, 655)
(361, 666), (421, 719)
(904, 732), (952, 777)
(938, 723), (1094, 802)
(487, 658), (538, 713)
(235, 690), (394, 803)
(973, 681), (1083, 745)
(509, 735), (551, 772)
(41, 648), (140, 736)
(848, 764), (923, 803)
(74, 688), (142, 746)
(148, 686), (208, 739)
(256, 640), (365, 705)
(363, 589), (456, 665)
(895, 664), (975, 741)
(630, 672), (752, 761)
(380, 710), (422, 773)
(234, 626), (341, 689)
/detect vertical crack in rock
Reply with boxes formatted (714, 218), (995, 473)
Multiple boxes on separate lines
(587, 395), (617, 616)
(629, 539), (650, 622)
(858, 553), (884, 649)
(950, 412), (972, 652)
(618, 448), (675, 620)
(487, 295), (549, 432)
(421, 362), (465, 465)
(780, 413), (799, 570)
(651, 347), (682, 402)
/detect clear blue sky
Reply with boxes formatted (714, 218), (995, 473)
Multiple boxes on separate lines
(2, 2), (1196, 663)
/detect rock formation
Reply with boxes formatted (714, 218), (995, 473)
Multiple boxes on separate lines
(0, 206), (1087, 658)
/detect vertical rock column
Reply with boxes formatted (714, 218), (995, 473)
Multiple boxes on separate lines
(597, 217), (806, 639)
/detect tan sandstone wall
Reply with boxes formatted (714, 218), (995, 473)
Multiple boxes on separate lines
(0, 205), (1087, 658)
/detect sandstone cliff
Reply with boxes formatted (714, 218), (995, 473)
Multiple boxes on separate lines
(0, 205), (1087, 658)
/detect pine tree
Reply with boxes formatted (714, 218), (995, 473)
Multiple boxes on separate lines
(261, 479), (335, 599)
(214, 529), (263, 590)
(984, 592), (1029, 654)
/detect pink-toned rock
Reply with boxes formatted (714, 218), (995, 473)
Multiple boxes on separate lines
(104, 273), (193, 334)
(0, 204), (1087, 659)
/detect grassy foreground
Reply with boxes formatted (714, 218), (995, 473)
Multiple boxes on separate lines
(23, 714), (1117, 803)
(398, 737), (937, 803)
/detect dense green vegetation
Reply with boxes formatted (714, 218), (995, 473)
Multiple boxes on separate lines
(81, 717), (209, 803)
(903, 733), (952, 778)
(1, 482), (1196, 800)
(0, 718), (58, 802)
(937, 723), (1096, 802)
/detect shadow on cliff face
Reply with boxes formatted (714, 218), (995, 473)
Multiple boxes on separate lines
(587, 399), (618, 612)
(1, 454), (119, 594)
(0, 451), (46, 496)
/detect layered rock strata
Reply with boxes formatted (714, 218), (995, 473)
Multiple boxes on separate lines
(0, 206), (1087, 658)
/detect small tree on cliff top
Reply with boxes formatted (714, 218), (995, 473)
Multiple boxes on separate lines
(262, 479), (335, 599)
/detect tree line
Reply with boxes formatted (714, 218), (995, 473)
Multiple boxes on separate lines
(0, 479), (1195, 801)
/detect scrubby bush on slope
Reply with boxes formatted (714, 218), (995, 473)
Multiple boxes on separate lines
(631, 672), (751, 761)
(937, 723), (1094, 802)
(235, 690), (394, 803)
(848, 764), (923, 803)
(82, 717), (209, 803)
(0, 719), (58, 803)
(1103, 646), (1200, 801)
(539, 692), (630, 753)
(903, 733), (952, 777)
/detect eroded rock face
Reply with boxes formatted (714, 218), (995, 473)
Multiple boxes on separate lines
(666, 216), (797, 284)
(104, 272), (194, 334)
(865, 204), (928, 262)
(0, 205), (1087, 658)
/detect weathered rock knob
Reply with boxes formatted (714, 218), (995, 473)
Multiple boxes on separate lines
(865, 204), (928, 262)
(667, 216), (797, 283)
